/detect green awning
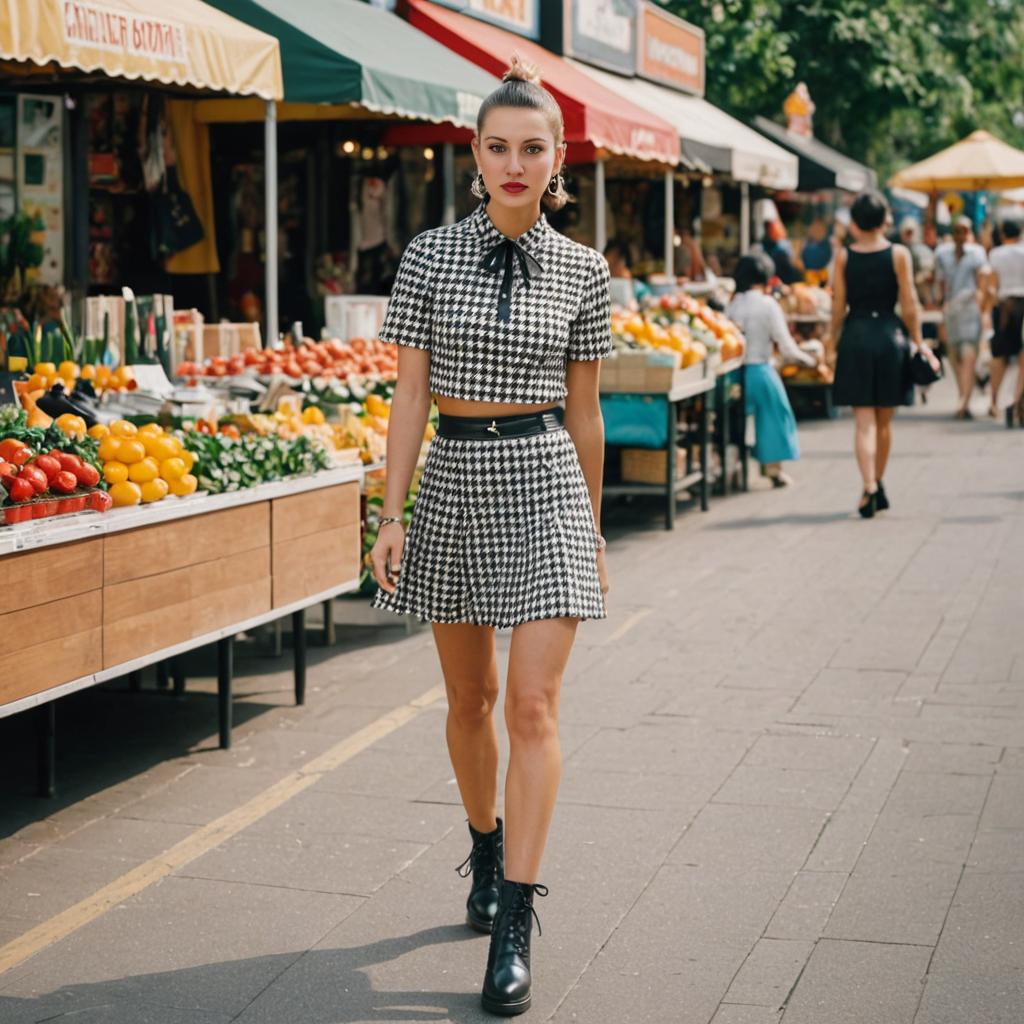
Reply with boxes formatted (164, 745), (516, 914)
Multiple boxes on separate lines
(204, 0), (498, 126)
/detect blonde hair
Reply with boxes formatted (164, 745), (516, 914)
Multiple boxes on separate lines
(476, 55), (572, 212)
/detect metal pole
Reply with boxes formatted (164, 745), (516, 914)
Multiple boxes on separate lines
(442, 143), (456, 225)
(595, 157), (606, 252)
(664, 170), (675, 278)
(264, 100), (278, 347)
(740, 181), (751, 254)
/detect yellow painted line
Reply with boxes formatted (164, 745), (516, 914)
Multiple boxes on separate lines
(0, 686), (445, 977)
(603, 607), (653, 645)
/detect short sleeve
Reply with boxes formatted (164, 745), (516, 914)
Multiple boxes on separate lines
(567, 252), (613, 361)
(378, 233), (434, 350)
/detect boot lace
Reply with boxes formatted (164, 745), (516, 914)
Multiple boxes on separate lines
(501, 883), (548, 953)
(455, 833), (499, 879)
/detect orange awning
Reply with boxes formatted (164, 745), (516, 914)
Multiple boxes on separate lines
(396, 0), (679, 165)
(0, 0), (283, 99)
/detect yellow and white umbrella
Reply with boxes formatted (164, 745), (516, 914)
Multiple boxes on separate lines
(889, 129), (1024, 192)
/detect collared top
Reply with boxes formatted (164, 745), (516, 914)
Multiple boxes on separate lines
(378, 202), (612, 404)
(935, 241), (988, 303)
(988, 240), (1024, 299)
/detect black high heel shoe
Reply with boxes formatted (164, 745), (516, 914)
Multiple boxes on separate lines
(858, 489), (878, 519)
(876, 481), (889, 512)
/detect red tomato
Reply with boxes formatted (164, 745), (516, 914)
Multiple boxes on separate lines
(86, 490), (114, 513)
(0, 439), (30, 465)
(19, 465), (48, 494)
(74, 462), (101, 488)
(4, 475), (34, 502)
(56, 452), (83, 474)
(51, 470), (77, 494)
(0, 461), (15, 481)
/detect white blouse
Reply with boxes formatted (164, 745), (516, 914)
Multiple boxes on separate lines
(727, 290), (812, 366)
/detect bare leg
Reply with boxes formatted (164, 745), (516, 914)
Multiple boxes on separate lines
(875, 407), (895, 482)
(1013, 356), (1024, 423)
(503, 617), (578, 884)
(990, 356), (1007, 416)
(853, 407), (878, 501)
(956, 345), (978, 413)
(433, 623), (500, 834)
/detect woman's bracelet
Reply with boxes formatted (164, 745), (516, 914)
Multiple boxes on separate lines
(595, 534), (607, 551)
(379, 516), (404, 529)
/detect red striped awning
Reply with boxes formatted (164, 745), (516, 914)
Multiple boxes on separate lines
(389, 0), (679, 165)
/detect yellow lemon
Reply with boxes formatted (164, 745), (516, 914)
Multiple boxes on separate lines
(138, 423), (164, 437)
(88, 423), (110, 440)
(110, 419), (138, 438)
(168, 473), (198, 497)
(128, 457), (159, 483)
(147, 435), (180, 462)
(109, 481), (142, 507)
(179, 449), (196, 471)
(98, 436), (122, 462)
(159, 457), (187, 481)
(140, 478), (169, 503)
(117, 438), (146, 465)
(103, 461), (129, 485)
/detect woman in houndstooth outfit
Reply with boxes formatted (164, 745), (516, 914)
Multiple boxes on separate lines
(369, 57), (611, 1016)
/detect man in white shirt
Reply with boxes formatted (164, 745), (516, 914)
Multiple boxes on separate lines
(936, 217), (991, 419)
(987, 219), (1024, 420)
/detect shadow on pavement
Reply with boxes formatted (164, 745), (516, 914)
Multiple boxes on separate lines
(0, 926), (500, 1024)
(708, 511), (852, 529)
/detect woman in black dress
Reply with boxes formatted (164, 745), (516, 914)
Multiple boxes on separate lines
(831, 192), (940, 517)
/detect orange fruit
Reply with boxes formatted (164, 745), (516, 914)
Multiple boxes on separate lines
(138, 423), (164, 437)
(117, 438), (146, 465)
(110, 419), (138, 438)
(179, 449), (196, 471)
(109, 481), (142, 507)
(95, 366), (112, 387)
(159, 457), (186, 481)
(168, 473), (198, 497)
(88, 423), (110, 440)
(80, 364), (96, 380)
(148, 435), (180, 462)
(128, 457), (159, 483)
(58, 360), (79, 380)
(103, 461), (129, 485)
(140, 478), (169, 503)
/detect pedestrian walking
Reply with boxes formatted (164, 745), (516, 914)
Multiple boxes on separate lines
(986, 218), (1024, 421)
(369, 56), (611, 1016)
(726, 253), (815, 486)
(935, 217), (990, 419)
(831, 191), (939, 518)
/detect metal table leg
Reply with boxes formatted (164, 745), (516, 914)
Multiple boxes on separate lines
(156, 662), (170, 690)
(717, 374), (730, 496)
(172, 656), (186, 696)
(665, 396), (676, 530)
(217, 637), (234, 750)
(36, 701), (56, 799)
(128, 670), (142, 692)
(293, 608), (307, 706)
(322, 597), (335, 646)
(698, 396), (710, 511)
(739, 367), (749, 491)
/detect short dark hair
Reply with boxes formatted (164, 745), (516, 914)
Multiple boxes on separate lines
(734, 253), (773, 292)
(850, 191), (890, 232)
(1003, 219), (1022, 240)
(604, 237), (632, 264)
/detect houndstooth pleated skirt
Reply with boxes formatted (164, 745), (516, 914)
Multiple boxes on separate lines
(371, 429), (606, 628)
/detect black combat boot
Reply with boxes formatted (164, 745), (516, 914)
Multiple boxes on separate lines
(455, 817), (504, 933)
(481, 879), (548, 1016)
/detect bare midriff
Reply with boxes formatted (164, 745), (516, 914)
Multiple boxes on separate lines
(435, 396), (560, 418)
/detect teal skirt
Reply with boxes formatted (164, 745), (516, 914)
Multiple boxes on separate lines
(746, 363), (801, 464)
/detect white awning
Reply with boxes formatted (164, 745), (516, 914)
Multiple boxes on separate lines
(568, 59), (798, 190)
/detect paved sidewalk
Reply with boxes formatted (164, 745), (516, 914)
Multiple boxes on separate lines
(1, 377), (1022, 1023)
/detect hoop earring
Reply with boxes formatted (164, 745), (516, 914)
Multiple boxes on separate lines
(547, 174), (563, 196)
(471, 172), (488, 199)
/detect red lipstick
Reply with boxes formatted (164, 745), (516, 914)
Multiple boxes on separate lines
(501, 183), (527, 194)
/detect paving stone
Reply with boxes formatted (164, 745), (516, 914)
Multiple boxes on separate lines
(0, 877), (362, 1017)
(902, 742), (1003, 775)
(712, 1007), (783, 1024)
(742, 733), (875, 774)
(713, 766), (852, 812)
(853, 814), (977, 874)
(979, 774), (1024, 829)
(880, 770), (991, 821)
(832, 736), (908, 817)
(966, 830), (1024, 873)
(766, 871), (847, 940)
(724, 938), (814, 1008)
(781, 939), (930, 1024)
(998, 747), (1024, 771)
(914, 971), (1024, 1024)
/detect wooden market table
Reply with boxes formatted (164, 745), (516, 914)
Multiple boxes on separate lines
(601, 374), (714, 530)
(0, 465), (364, 797)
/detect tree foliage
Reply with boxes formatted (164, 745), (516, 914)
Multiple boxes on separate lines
(660, 0), (1024, 179)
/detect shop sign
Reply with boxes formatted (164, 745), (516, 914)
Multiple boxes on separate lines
(62, 1), (189, 66)
(430, 0), (540, 40)
(564, 0), (636, 75)
(637, 2), (704, 96)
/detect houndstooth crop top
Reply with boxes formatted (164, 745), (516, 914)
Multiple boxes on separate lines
(378, 202), (613, 404)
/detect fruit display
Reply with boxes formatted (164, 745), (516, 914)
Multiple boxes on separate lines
(781, 362), (835, 385)
(175, 336), (398, 382)
(94, 420), (198, 507)
(611, 293), (745, 367)
(778, 283), (831, 319)
(0, 407), (110, 524)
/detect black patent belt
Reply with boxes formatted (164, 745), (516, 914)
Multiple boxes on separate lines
(437, 406), (564, 440)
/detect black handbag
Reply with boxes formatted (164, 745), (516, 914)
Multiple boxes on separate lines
(909, 348), (942, 386)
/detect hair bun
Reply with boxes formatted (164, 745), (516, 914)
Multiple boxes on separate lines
(503, 54), (541, 87)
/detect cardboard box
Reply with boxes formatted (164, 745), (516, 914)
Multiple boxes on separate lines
(202, 322), (262, 360)
(621, 446), (688, 484)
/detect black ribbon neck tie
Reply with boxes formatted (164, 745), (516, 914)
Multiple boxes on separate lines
(480, 238), (544, 322)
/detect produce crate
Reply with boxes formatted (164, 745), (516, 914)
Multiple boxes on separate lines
(324, 295), (389, 342)
(202, 322), (262, 360)
(601, 352), (706, 393)
(621, 446), (687, 485)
